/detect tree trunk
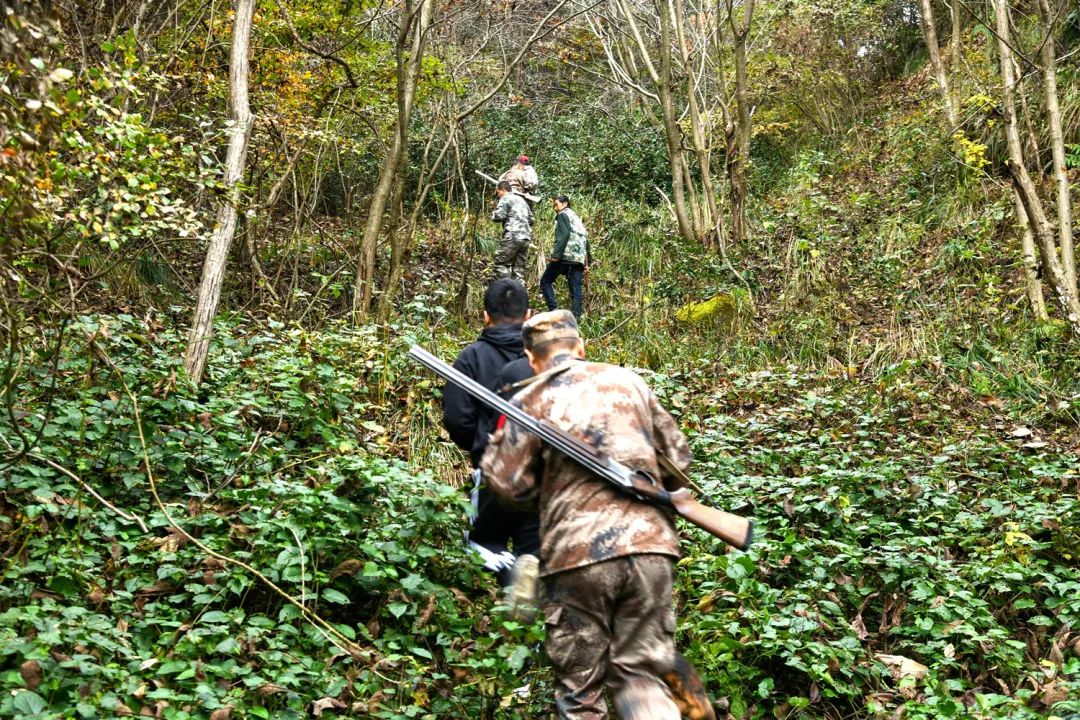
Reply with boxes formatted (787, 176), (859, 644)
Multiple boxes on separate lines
(653, 0), (696, 246)
(949, 0), (962, 82)
(352, 0), (433, 323)
(1038, 0), (1074, 292)
(729, 0), (753, 247)
(374, 143), (411, 322)
(376, 122), (458, 323)
(353, 133), (402, 321)
(1012, 187), (1048, 320)
(183, 0), (256, 383)
(356, 0), (436, 323)
(993, 0), (1080, 333)
(672, 0), (721, 249)
(919, 0), (958, 127)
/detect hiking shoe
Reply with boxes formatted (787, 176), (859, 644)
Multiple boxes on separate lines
(503, 554), (539, 622)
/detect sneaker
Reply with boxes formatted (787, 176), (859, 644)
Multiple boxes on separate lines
(503, 554), (539, 622)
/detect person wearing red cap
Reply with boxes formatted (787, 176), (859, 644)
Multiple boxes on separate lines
(498, 154), (539, 199)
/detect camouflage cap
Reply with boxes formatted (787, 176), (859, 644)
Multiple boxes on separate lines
(522, 310), (580, 351)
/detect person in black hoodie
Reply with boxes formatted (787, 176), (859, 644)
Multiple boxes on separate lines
(442, 279), (540, 584)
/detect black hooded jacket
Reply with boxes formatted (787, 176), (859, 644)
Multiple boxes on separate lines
(442, 322), (525, 467)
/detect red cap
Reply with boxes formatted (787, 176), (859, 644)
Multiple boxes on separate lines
(518, 155), (529, 164)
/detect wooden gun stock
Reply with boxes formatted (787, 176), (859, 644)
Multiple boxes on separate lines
(668, 489), (753, 551)
(628, 472), (753, 550)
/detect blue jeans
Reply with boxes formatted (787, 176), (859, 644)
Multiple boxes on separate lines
(541, 261), (585, 318)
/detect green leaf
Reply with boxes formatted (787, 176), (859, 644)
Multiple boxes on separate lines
(215, 637), (240, 654)
(202, 611), (230, 624)
(13, 690), (46, 715)
(322, 588), (350, 605)
(388, 602), (409, 619)
(506, 644), (529, 673)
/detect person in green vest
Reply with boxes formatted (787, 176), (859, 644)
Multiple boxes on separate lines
(541, 195), (591, 319)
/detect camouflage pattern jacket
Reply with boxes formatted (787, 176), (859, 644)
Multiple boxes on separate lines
(480, 356), (692, 576)
(491, 193), (534, 240)
(498, 166), (536, 194)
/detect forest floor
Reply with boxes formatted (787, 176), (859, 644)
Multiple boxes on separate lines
(2, 304), (1079, 719)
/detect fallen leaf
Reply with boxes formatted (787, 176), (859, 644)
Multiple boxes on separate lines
(851, 615), (868, 641)
(1022, 441), (1048, 449)
(309, 697), (347, 716)
(136, 581), (174, 595)
(942, 619), (963, 635)
(1038, 680), (1068, 707)
(209, 706), (233, 720)
(330, 559), (364, 579)
(874, 653), (929, 682)
(415, 594), (437, 627)
(30, 588), (63, 601)
(20, 659), (42, 690)
(1009, 426), (1033, 438)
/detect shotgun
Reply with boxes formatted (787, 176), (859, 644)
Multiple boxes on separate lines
(475, 170), (541, 203)
(408, 345), (753, 551)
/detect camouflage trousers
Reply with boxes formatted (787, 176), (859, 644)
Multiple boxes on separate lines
(542, 554), (682, 720)
(493, 234), (531, 282)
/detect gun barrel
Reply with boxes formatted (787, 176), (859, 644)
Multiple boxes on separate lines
(408, 346), (622, 486)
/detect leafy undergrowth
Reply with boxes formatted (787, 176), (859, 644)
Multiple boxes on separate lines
(0, 315), (550, 719)
(651, 364), (1080, 719)
(2, 314), (1079, 719)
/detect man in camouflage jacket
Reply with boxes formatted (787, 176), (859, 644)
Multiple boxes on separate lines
(498, 154), (539, 197)
(491, 180), (534, 282)
(480, 310), (697, 720)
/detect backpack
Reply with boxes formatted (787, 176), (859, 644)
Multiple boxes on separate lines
(522, 165), (539, 191)
(562, 209), (588, 265)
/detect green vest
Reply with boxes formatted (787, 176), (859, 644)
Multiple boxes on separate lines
(561, 209), (588, 264)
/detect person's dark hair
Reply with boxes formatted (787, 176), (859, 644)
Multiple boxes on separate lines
(484, 279), (529, 323)
(554, 195), (571, 207)
(497, 180), (512, 192)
